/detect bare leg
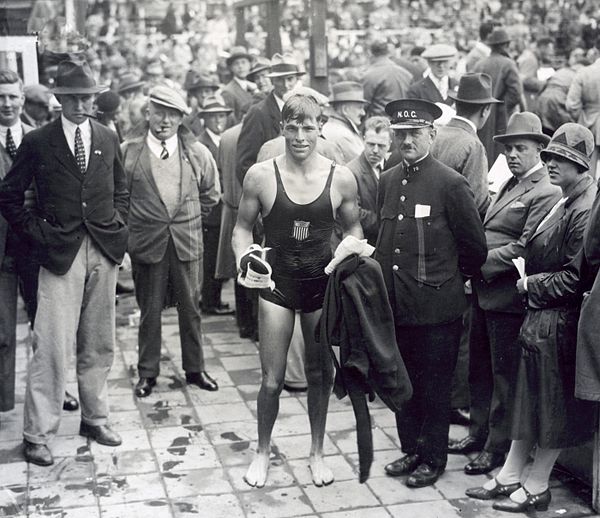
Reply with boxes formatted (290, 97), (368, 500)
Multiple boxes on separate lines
(301, 309), (334, 486)
(244, 298), (295, 488)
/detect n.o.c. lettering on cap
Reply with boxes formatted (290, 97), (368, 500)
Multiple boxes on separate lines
(397, 110), (418, 118)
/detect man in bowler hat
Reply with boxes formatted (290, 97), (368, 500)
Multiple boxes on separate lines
(0, 59), (130, 466)
(376, 99), (487, 487)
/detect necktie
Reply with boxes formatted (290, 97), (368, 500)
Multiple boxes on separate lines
(5, 128), (17, 160)
(75, 126), (86, 174)
(160, 140), (169, 160)
(504, 176), (518, 193)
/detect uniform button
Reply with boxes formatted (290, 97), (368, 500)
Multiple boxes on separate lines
(394, 248), (400, 254)
(82, 202), (87, 208)
(401, 179), (408, 185)
(392, 265), (399, 271)
(400, 195), (406, 202)
(397, 214), (404, 221)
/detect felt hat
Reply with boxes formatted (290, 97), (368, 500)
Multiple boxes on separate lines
(486, 28), (511, 46)
(448, 73), (502, 104)
(197, 94), (232, 115)
(247, 57), (272, 81)
(148, 84), (190, 115)
(95, 90), (120, 113)
(226, 46), (252, 67)
(421, 43), (457, 61)
(329, 81), (367, 104)
(52, 59), (104, 95)
(266, 53), (305, 78)
(493, 112), (551, 145)
(541, 123), (595, 170)
(185, 71), (219, 92)
(386, 98), (443, 129)
(117, 72), (146, 94)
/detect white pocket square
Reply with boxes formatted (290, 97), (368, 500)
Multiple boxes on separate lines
(510, 201), (526, 209)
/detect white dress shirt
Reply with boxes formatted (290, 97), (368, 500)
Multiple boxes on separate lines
(205, 128), (221, 148)
(426, 70), (449, 99)
(0, 121), (23, 149)
(61, 115), (91, 169)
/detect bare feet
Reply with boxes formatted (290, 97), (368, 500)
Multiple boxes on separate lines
(309, 455), (334, 487)
(244, 453), (270, 488)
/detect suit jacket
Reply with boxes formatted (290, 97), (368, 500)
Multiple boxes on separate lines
(347, 153), (379, 245)
(221, 79), (255, 125)
(375, 154), (487, 326)
(431, 117), (490, 219)
(474, 166), (562, 313)
(473, 50), (524, 163)
(197, 129), (222, 228)
(406, 75), (458, 105)
(122, 128), (219, 264)
(236, 92), (281, 182)
(566, 58), (600, 141)
(362, 56), (413, 117)
(321, 113), (364, 164)
(0, 118), (129, 275)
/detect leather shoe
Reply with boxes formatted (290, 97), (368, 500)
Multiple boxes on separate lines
(493, 487), (551, 512)
(186, 371), (218, 391)
(465, 478), (521, 500)
(406, 463), (444, 488)
(384, 454), (420, 477)
(79, 422), (122, 446)
(202, 303), (235, 316)
(134, 377), (156, 398)
(464, 450), (505, 475)
(449, 408), (470, 426)
(23, 440), (53, 466)
(448, 435), (484, 454)
(63, 391), (79, 411)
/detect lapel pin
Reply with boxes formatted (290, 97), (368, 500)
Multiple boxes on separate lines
(94, 150), (102, 155)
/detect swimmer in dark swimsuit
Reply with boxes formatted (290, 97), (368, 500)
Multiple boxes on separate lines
(232, 94), (362, 488)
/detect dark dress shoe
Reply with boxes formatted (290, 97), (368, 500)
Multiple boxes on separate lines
(448, 435), (484, 454)
(79, 422), (122, 446)
(493, 487), (551, 512)
(384, 454), (420, 477)
(134, 377), (157, 398)
(464, 450), (505, 475)
(406, 463), (444, 488)
(465, 478), (521, 500)
(186, 371), (218, 391)
(449, 408), (470, 426)
(63, 391), (79, 411)
(23, 440), (53, 466)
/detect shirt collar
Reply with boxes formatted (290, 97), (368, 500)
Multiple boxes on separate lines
(453, 115), (478, 133)
(520, 160), (544, 181)
(273, 94), (285, 111)
(61, 114), (91, 135)
(404, 153), (429, 172)
(205, 127), (221, 145)
(234, 76), (251, 91)
(146, 130), (178, 158)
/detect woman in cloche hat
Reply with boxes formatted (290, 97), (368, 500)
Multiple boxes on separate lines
(466, 122), (598, 513)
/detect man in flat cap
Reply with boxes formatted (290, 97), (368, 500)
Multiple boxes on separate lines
(0, 59), (129, 466)
(407, 44), (459, 105)
(21, 84), (51, 128)
(121, 84), (221, 399)
(221, 46), (256, 124)
(376, 99), (487, 487)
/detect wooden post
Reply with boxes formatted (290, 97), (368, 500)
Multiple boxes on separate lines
(309, 0), (328, 94)
(235, 6), (245, 46)
(594, 430), (600, 512)
(234, 0), (281, 56)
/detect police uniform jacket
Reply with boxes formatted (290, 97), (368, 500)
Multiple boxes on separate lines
(375, 154), (487, 326)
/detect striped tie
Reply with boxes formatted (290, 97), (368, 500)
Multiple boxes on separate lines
(75, 126), (86, 174)
(5, 128), (17, 160)
(160, 140), (169, 160)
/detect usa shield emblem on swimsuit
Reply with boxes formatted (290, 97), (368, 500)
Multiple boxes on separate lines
(292, 220), (310, 241)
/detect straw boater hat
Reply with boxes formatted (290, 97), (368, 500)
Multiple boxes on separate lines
(493, 112), (551, 145)
(148, 84), (190, 115)
(197, 95), (232, 116)
(266, 53), (305, 78)
(540, 123), (596, 170)
(52, 59), (104, 95)
(448, 73), (502, 104)
(385, 99), (443, 130)
(329, 81), (367, 104)
(226, 46), (252, 67)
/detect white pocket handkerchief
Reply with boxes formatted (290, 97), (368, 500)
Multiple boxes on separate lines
(510, 201), (526, 209)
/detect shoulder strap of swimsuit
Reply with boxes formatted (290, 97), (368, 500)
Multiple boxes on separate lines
(325, 161), (336, 188)
(272, 158), (284, 187)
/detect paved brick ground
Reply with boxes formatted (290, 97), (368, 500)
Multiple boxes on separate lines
(0, 280), (596, 517)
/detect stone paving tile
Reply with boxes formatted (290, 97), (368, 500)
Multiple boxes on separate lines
(238, 486), (314, 517)
(89, 429), (151, 455)
(302, 479), (380, 513)
(387, 499), (464, 517)
(155, 443), (221, 472)
(196, 402), (254, 425)
(147, 425), (210, 449)
(213, 343), (258, 356)
(287, 455), (357, 485)
(101, 500), (172, 518)
(322, 509), (392, 518)
(188, 385), (244, 406)
(94, 450), (157, 476)
(29, 506), (101, 517)
(274, 433), (339, 460)
(203, 420), (257, 445)
(172, 494), (245, 518)
(366, 475), (444, 505)
(220, 355), (262, 371)
(139, 404), (200, 429)
(214, 441), (258, 468)
(0, 485), (27, 516)
(434, 471), (489, 499)
(329, 427), (397, 455)
(227, 463), (297, 492)
(29, 456), (94, 483)
(28, 480), (98, 509)
(163, 467), (233, 498)
(96, 473), (166, 506)
(0, 462), (27, 486)
(104, 410), (144, 432)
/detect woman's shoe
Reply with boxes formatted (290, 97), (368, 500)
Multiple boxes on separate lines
(465, 478), (521, 500)
(492, 487), (551, 513)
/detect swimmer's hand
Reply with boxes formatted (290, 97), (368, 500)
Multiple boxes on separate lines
(325, 236), (375, 275)
(237, 244), (276, 290)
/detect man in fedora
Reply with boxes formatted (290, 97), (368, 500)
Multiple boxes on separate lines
(196, 95), (234, 316)
(453, 112), (561, 475)
(246, 57), (272, 98)
(0, 59), (130, 466)
(221, 46), (256, 124)
(183, 72), (220, 136)
(122, 84), (220, 399)
(407, 44), (459, 105)
(473, 28), (524, 164)
(377, 99), (487, 487)
(322, 81), (367, 164)
(236, 53), (304, 182)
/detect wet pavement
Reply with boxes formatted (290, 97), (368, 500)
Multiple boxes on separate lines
(0, 280), (597, 518)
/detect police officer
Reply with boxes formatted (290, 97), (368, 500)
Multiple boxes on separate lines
(376, 99), (487, 487)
